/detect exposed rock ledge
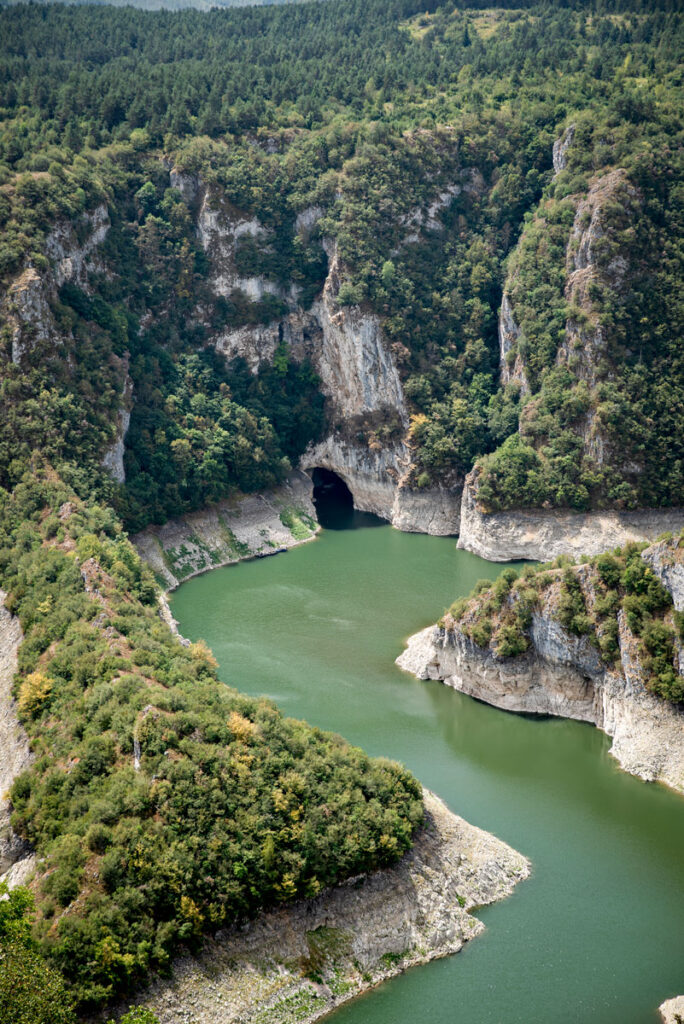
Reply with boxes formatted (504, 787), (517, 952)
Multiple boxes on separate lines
(112, 790), (528, 1024)
(0, 590), (35, 889)
(132, 470), (319, 590)
(397, 621), (684, 795)
(458, 473), (684, 562)
(660, 995), (684, 1023)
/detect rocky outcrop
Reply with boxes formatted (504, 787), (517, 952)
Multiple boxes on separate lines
(3, 203), (111, 366)
(44, 203), (110, 288)
(498, 291), (528, 394)
(0, 590), (34, 887)
(214, 311), (320, 372)
(557, 168), (636, 398)
(102, 362), (133, 484)
(641, 538), (684, 612)
(552, 123), (575, 174)
(308, 242), (408, 427)
(196, 189), (286, 303)
(115, 790), (528, 1024)
(457, 471), (684, 562)
(397, 590), (684, 795)
(660, 996), (684, 1024)
(4, 265), (58, 364)
(173, 157), (470, 536)
(132, 470), (319, 590)
(294, 205), (324, 236)
(198, 188), (462, 532)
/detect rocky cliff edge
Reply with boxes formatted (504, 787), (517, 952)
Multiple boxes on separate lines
(457, 470), (684, 563)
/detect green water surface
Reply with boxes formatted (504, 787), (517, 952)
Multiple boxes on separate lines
(170, 510), (684, 1024)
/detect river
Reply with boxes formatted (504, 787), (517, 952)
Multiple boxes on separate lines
(170, 496), (684, 1024)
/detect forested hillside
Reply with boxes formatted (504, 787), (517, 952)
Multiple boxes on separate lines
(1, 0), (682, 521)
(0, 0), (682, 1018)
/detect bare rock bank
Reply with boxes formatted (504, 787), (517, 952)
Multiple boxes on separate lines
(660, 996), (684, 1023)
(457, 472), (684, 563)
(0, 590), (35, 888)
(398, 622), (684, 794)
(400, 527), (684, 794)
(132, 470), (319, 590)
(111, 790), (529, 1024)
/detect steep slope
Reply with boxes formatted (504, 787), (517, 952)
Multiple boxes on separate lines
(461, 117), (684, 556)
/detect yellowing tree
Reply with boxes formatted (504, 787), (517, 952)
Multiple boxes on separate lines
(17, 673), (52, 718)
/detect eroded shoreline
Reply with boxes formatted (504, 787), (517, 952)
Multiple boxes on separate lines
(132, 469), (320, 591)
(108, 790), (529, 1024)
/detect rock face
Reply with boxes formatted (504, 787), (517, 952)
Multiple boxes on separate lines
(641, 538), (684, 612)
(44, 203), (110, 288)
(0, 590), (34, 887)
(498, 292), (528, 394)
(117, 790), (529, 1024)
(133, 470), (319, 590)
(308, 243), (408, 427)
(101, 362), (133, 484)
(4, 265), (58, 365)
(197, 189), (285, 303)
(2, 202), (122, 480)
(660, 996), (684, 1024)
(397, 601), (684, 795)
(5, 204), (111, 365)
(555, 169), (638, 470)
(457, 471), (684, 562)
(552, 123), (575, 174)
(190, 170), (463, 534)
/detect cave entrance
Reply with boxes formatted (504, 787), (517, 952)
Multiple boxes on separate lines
(311, 468), (385, 531)
(311, 468), (355, 530)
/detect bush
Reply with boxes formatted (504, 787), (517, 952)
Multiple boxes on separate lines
(470, 619), (493, 648)
(495, 624), (529, 658)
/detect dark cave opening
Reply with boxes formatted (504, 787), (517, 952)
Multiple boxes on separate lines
(311, 468), (385, 531)
(311, 467), (354, 529)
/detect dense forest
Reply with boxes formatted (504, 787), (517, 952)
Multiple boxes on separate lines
(0, 0), (682, 1019)
(0, 0), (682, 518)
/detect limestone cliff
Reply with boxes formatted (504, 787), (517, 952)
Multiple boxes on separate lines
(552, 123), (575, 175)
(458, 469), (684, 562)
(660, 996), (684, 1024)
(177, 169), (462, 535)
(642, 538), (684, 613)
(0, 591), (35, 888)
(196, 189), (286, 305)
(460, 150), (681, 558)
(0, 203), (133, 483)
(498, 291), (528, 395)
(101, 359), (134, 484)
(3, 203), (111, 365)
(398, 542), (684, 793)
(110, 790), (528, 1024)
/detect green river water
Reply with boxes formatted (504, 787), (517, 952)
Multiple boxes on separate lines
(170, 499), (684, 1024)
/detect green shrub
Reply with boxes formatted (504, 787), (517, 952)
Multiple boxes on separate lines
(495, 624), (530, 658)
(470, 619), (493, 648)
